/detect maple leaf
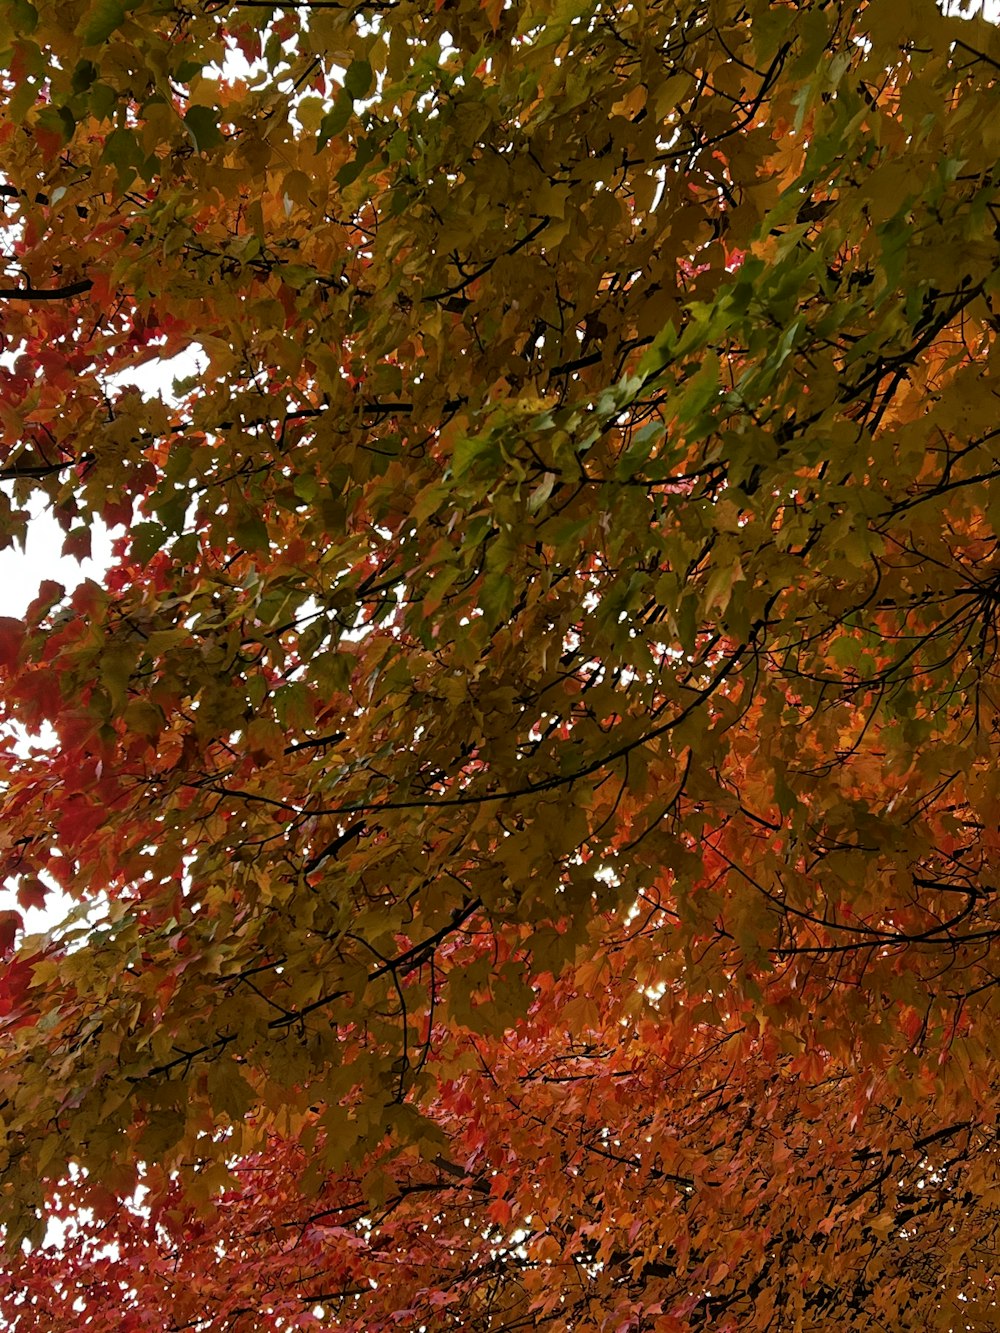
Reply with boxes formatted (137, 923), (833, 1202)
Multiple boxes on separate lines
(0, 910), (21, 957)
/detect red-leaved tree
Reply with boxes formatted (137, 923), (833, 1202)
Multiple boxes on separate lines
(0, 0), (998, 1327)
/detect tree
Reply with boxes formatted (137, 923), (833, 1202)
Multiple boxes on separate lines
(0, 0), (997, 1325)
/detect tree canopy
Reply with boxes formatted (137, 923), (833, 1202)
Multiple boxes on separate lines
(0, 0), (998, 1327)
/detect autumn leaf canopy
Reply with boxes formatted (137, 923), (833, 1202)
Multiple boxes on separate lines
(0, 0), (998, 1327)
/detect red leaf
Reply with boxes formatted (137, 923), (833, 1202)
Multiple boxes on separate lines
(0, 616), (24, 669)
(0, 910), (23, 956)
(16, 877), (47, 913)
(25, 580), (64, 626)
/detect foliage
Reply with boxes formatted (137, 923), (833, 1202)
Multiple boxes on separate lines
(0, 0), (997, 1326)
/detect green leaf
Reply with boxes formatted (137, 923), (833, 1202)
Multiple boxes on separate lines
(480, 571), (514, 625)
(183, 105), (224, 153)
(309, 650), (352, 693)
(317, 91), (353, 151)
(77, 0), (125, 45)
(154, 490), (189, 534)
(336, 140), (376, 188)
(89, 81), (117, 121)
(234, 514), (269, 552)
(130, 522), (166, 563)
(174, 60), (205, 83)
(208, 1063), (256, 1122)
(100, 126), (143, 172)
(71, 59), (98, 94)
(452, 432), (499, 479)
(293, 474), (319, 502)
(100, 648), (133, 711)
(275, 681), (313, 730)
(344, 59), (373, 101)
(10, 0), (37, 35)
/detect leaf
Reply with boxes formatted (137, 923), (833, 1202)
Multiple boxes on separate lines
(479, 571), (513, 625)
(71, 58), (98, 93)
(130, 522), (166, 563)
(317, 91), (353, 150)
(183, 105), (224, 152)
(0, 911), (22, 956)
(76, 0), (124, 45)
(207, 1062), (256, 1122)
(343, 59), (373, 101)
(10, 0), (37, 35)
(234, 513), (269, 552)
(16, 877), (47, 913)
(100, 126), (143, 172)
(0, 617), (24, 669)
(527, 471), (557, 512)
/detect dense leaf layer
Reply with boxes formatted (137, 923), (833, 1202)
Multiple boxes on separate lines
(0, 0), (997, 1327)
